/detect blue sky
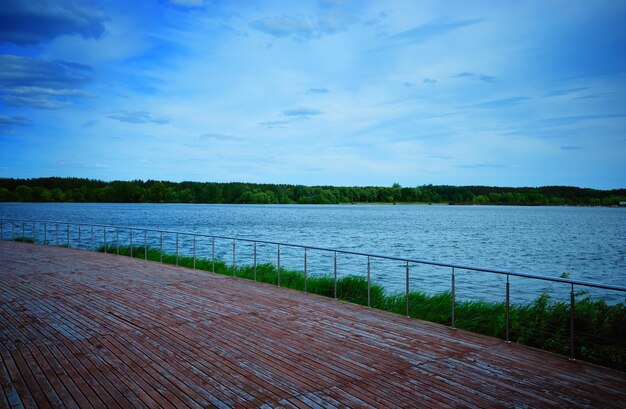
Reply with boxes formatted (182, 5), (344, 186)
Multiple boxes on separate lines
(0, 0), (625, 188)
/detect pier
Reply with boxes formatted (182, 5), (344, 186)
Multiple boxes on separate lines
(1, 240), (624, 408)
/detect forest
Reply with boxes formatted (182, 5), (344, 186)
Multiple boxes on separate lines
(0, 177), (625, 206)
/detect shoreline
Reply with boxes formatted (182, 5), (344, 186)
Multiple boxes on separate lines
(1, 200), (624, 208)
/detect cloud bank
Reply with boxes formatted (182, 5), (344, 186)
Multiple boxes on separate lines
(0, 55), (91, 109)
(0, 0), (107, 45)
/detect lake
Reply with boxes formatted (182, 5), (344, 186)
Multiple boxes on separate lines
(1, 203), (624, 304)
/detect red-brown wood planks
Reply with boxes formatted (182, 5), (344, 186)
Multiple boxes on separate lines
(1, 240), (625, 408)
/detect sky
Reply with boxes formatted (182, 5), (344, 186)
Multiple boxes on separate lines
(0, 0), (625, 189)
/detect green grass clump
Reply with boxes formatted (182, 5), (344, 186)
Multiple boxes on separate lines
(12, 237), (35, 243)
(97, 245), (626, 371)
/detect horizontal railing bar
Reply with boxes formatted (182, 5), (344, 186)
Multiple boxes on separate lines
(2, 218), (625, 293)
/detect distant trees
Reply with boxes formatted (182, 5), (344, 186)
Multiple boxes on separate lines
(0, 178), (624, 206)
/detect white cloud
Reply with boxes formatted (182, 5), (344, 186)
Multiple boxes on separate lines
(169, 0), (206, 7)
(106, 110), (169, 125)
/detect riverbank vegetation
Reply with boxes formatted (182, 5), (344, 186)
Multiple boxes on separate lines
(99, 244), (626, 371)
(1, 177), (625, 206)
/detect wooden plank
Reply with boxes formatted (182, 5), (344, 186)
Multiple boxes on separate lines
(39, 343), (103, 408)
(116, 331), (232, 408)
(1, 349), (41, 409)
(67, 338), (174, 408)
(156, 323), (282, 405)
(34, 344), (94, 409)
(72, 339), (159, 409)
(0, 355), (23, 409)
(50, 341), (123, 409)
(104, 334), (210, 408)
(17, 348), (69, 409)
(136, 328), (244, 407)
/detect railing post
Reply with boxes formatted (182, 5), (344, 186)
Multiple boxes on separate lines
(232, 239), (236, 276)
(90, 225), (93, 249)
(406, 261), (410, 318)
(334, 251), (337, 299)
(130, 229), (133, 258)
(78, 224), (81, 248)
(253, 241), (257, 282)
(32, 222), (35, 243)
(570, 284), (575, 361)
(66, 224), (70, 247)
(304, 247), (308, 293)
(56, 223), (59, 246)
(160, 231), (163, 263)
(211, 237), (215, 273)
(103, 228), (107, 253)
(0, 220), (3, 240)
(451, 267), (455, 328)
(22, 222), (25, 241)
(44, 222), (47, 245)
(505, 274), (510, 343)
(175, 233), (179, 266)
(11, 221), (14, 240)
(144, 230), (147, 260)
(193, 236), (196, 269)
(367, 256), (371, 308)
(277, 244), (281, 287)
(116, 228), (120, 255)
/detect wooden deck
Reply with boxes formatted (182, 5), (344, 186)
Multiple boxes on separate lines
(0, 241), (624, 408)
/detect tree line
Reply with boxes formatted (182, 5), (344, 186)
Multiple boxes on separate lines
(0, 177), (624, 206)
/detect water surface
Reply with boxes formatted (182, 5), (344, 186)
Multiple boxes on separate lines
(1, 203), (624, 303)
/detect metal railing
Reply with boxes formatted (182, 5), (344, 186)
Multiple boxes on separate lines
(1, 218), (625, 362)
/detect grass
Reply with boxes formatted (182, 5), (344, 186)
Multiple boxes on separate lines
(98, 244), (626, 371)
(12, 237), (35, 243)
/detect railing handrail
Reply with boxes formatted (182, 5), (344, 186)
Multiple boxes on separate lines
(1, 217), (625, 293)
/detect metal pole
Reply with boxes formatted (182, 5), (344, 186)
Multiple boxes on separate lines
(211, 237), (215, 273)
(22, 222), (25, 241)
(44, 222), (47, 245)
(78, 224), (81, 248)
(277, 244), (281, 287)
(406, 261), (410, 318)
(334, 251), (337, 299)
(505, 275), (510, 343)
(11, 221), (14, 240)
(0, 221), (3, 240)
(304, 248), (308, 293)
(451, 267), (455, 328)
(367, 256), (371, 308)
(193, 236), (196, 269)
(570, 284), (575, 361)
(116, 228), (119, 255)
(253, 241), (257, 282)
(32, 222), (35, 243)
(232, 239), (236, 276)
(90, 225), (93, 249)
(56, 223), (59, 246)
(104, 228), (107, 253)
(130, 229), (133, 258)
(66, 224), (70, 248)
(144, 231), (147, 260)
(175, 233), (179, 266)
(160, 231), (163, 263)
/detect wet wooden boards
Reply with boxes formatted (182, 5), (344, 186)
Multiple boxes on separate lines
(1, 240), (624, 408)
